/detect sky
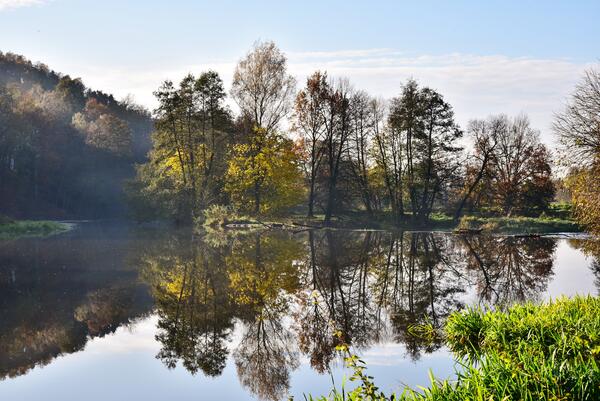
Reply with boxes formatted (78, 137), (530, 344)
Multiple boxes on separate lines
(1, 0), (599, 145)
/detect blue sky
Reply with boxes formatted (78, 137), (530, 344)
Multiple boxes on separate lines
(1, 0), (599, 143)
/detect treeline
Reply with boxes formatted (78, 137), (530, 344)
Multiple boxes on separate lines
(0, 52), (152, 218)
(131, 41), (556, 225)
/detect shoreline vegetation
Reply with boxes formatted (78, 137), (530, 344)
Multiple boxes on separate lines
(200, 205), (581, 235)
(307, 296), (600, 401)
(0, 215), (71, 240)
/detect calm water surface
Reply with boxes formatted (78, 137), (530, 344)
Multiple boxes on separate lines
(0, 223), (598, 401)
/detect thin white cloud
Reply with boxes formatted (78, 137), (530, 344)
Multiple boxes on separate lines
(50, 49), (592, 146)
(0, 0), (48, 11)
(288, 48), (402, 60)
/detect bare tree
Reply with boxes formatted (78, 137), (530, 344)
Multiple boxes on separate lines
(554, 66), (600, 165)
(294, 71), (327, 217)
(372, 102), (406, 223)
(493, 115), (552, 215)
(231, 41), (296, 134)
(322, 78), (353, 224)
(454, 116), (503, 220)
(347, 90), (377, 214)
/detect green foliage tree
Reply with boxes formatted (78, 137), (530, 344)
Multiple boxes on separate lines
(376, 80), (463, 223)
(131, 71), (231, 221)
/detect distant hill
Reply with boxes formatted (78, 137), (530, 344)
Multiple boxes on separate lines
(0, 51), (153, 218)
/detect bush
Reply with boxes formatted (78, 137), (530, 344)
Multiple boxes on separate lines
(200, 204), (237, 228)
(0, 220), (69, 239)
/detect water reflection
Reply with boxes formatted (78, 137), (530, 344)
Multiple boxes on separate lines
(0, 225), (595, 401)
(137, 230), (561, 399)
(459, 236), (555, 304)
(0, 225), (153, 380)
(569, 238), (600, 289)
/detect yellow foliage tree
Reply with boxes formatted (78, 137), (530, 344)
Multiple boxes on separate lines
(225, 127), (304, 215)
(566, 166), (600, 235)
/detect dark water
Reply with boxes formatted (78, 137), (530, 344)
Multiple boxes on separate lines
(0, 223), (598, 401)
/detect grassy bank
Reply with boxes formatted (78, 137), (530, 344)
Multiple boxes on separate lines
(454, 215), (580, 234)
(308, 296), (600, 401)
(0, 218), (71, 240)
(204, 213), (580, 234)
(198, 204), (582, 234)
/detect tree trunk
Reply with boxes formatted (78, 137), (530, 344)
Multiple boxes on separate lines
(454, 154), (490, 222)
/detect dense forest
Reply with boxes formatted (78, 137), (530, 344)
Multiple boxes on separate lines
(0, 52), (152, 218)
(1, 42), (599, 232)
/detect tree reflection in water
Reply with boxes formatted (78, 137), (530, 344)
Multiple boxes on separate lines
(459, 235), (555, 305)
(139, 234), (234, 377)
(569, 237), (600, 290)
(137, 230), (560, 400)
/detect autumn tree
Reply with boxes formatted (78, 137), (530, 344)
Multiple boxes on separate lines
(482, 115), (554, 215)
(73, 99), (132, 156)
(454, 116), (503, 220)
(293, 71), (328, 217)
(554, 67), (600, 234)
(0, 52), (153, 219)
(230, 41), (297, 214)
(225, 128), (304, 215)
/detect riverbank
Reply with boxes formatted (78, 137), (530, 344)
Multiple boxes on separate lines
(202, 210), (581, 235)
(308, 296), (600, 400)
(0, 217), (71, 240)
(453, 215), (580, 234)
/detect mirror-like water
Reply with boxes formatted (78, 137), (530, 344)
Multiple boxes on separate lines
(0, 223), (598, 401)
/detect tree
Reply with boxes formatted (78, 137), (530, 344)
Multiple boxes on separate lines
(293, 71), (327, 217)
(230, 41), (297, 213)
(322, 78), (353, 223)
(554, 67), (600, 165)
(73, 101), (133, 157)
(485, 115), (554, 215)
(454, 116), (502, 220)
(231, 41), (296, 134)
(225, 128), (304, 215)
(347, 91), (379, 214)
(372, 103), (405, 223)
(565, 167), (600, 234)
(555, 66), (600, 234)
(0, 52), (153, 219)
(385, 80), (463, 222)
(136, 71), (231, 221)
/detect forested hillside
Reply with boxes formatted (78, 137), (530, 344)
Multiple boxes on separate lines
(0, 52), (152, 219)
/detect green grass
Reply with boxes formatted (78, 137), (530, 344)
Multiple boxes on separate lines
(306, 296), (600, 401)
(288, 212), (580, 234)
(0, 219), (70, 240)
(456, 215), (580, 234)
(197, 205), (581, 234)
